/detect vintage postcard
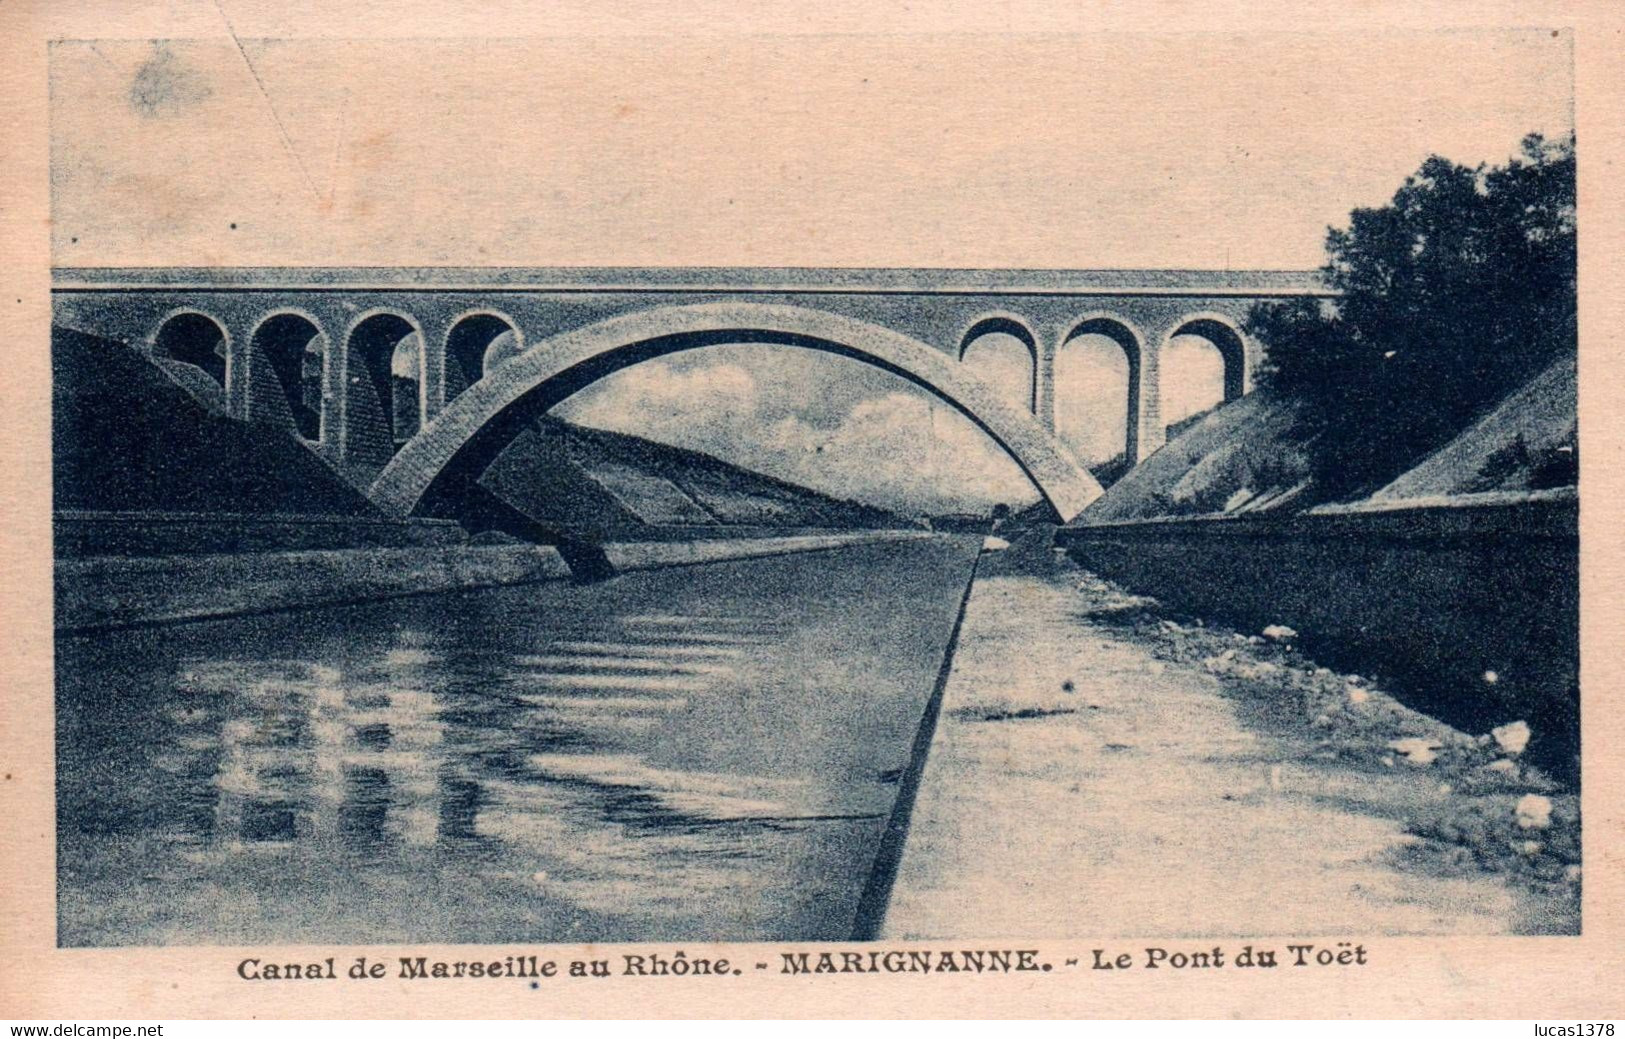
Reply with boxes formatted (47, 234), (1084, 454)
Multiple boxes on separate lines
(2, 0), (1623, 1021)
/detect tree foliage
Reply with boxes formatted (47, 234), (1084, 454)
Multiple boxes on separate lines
(1244, 134), (1575, 498)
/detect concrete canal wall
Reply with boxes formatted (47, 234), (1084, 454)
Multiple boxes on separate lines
(56, 530), (935, 631)
(1055, 491), (1579, 777)
(603, 530), (930, 572)
(53, 510), (468, 557)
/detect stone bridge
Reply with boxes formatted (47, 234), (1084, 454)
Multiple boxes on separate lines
(51, 266), (1329, 523)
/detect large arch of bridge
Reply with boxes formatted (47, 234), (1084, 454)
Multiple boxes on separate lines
(370, 302), (1103, 523)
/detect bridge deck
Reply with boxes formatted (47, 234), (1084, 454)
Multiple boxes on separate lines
(52, 265), (1330, 296)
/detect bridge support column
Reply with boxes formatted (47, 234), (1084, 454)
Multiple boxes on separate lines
(291, 302), (349, 459)
(330, 313), (355, 463)
(419, 314), (451, 423)
(220, 315), (255, 420)
(1034, 336), (1056, 433)
(1136, 334), (1165, 462)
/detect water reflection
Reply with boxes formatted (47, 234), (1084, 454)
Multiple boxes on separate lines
(56, 574), (920, 945)
(155, 659), (443, 858)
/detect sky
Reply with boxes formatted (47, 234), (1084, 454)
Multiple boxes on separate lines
(50, 32), (1574, 513)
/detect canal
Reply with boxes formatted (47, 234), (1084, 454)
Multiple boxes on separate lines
(56, 536), (983, 947)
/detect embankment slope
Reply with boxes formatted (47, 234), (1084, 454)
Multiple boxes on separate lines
(1058, 354), (1579, 779)
(53, 326), (377, 517)
(1077, 351), (1576, 524)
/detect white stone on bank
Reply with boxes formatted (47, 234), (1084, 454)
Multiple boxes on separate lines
(1492, 720), (1532, 757)
(1387, 737), (1440, 766)
(1515, 793), (1553, 830)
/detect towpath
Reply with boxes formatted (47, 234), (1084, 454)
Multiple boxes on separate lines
(882, 534), (1578, 938)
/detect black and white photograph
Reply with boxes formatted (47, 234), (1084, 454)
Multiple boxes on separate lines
(5, 3), (1615, 1023)
(46, 27), (1582, 949)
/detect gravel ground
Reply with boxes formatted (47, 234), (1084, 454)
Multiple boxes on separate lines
(1067, 567), (1580, 909)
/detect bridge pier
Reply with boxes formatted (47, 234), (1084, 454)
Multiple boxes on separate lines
(1136, 336), (1166, 462)
(1034, 336), (1056, 433)
(219, 314), (255, 421)
(419, 313), (453, 423)
(332, 311), (360, 467)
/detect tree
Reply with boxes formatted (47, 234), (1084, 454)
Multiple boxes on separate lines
(1245, 133), (1576, 498)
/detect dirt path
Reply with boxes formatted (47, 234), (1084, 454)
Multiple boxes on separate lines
(882, 537), (1579, 939)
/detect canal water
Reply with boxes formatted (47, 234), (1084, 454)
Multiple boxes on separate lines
(56, 537), (982, 947)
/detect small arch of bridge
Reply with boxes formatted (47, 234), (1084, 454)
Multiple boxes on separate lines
(444, 309), (526, 403)
(150, 308), (230, 384)
(1166, 310), (1251, 403)
(1061, 313), (1146, 464)
(957, 311), (1041, 414)
(342, 309), (428, 469)
(149, 308), (231, 412)
(957, 312), (1040, 361)
(246, 307), (329, 442)
(371, 302), (1103, 524)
